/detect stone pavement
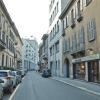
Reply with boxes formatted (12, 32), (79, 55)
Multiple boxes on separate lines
(51, 77), (100, 96)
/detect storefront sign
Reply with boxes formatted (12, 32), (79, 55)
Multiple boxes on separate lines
(72, 54), (100, 63)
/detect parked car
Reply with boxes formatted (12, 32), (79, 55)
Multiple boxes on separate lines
(0, 70), (13, 93)
(11, 71), (18, 87)
(42, 68), (51, 78)
(12, 71), (22, 84)
(18, 70), (25, 78)
(0, 79), (4, 99)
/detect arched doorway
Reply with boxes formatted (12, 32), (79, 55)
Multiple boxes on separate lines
(63, 58), (70, 78)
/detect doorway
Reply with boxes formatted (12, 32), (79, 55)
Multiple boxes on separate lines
(63, 58), (69, 78)
(88, 61), (99, 83)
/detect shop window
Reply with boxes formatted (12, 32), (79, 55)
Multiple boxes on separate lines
(74, 63), (85, 80)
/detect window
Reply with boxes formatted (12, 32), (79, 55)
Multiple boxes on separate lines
(53, 45), (54, 55)
(62, 20), (64, 30)
(55, 24), (57, 34)
(77, 0), (83, 22)
(50, 31), (52, 41)
(72, 33), (77, 51)
(57, 21), (59, 32)
(87, 18), (96, 42)
(6, 36), (8, 48)
(77, 0), (81, 16)
(53, 27), (55, 36)
(71, 9), (75, 28)
(2, 54), (4, 67)
(63, 39), (67, 52)
(55, 7), (56, 16)
(50, 47), (52, 56)
(2, 32), (5, 43)
(57, 2), (59, 13)
(66, 16), (68, 27)
(80, 26), (85, 49)
(55, 41), (59, 53)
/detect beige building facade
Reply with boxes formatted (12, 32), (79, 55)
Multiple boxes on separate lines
(60, 0), (100, 83)
(0, 0), (22, 70)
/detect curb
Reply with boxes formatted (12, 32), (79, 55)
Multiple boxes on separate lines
(51, 78), (100, 96)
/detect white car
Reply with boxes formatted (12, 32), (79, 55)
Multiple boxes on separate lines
(12, 71), (22, 85)
(11, 71), (17, 88)
(0, 79), (3, 99)
(0, 70), (13, 93)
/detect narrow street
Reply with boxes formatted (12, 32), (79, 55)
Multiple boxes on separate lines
(3, 71), (100, 100)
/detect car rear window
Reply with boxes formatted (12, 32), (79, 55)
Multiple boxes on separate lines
(0, 72), (7, 77)
(12, 72), (16, 76)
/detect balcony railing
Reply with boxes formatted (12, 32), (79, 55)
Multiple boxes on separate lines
(70, 42), (85, 57)
(0, 38), (6, 49)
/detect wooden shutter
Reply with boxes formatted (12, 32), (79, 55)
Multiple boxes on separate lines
(80, 26), (85, 49)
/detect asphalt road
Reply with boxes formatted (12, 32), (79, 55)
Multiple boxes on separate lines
(3, 71), (100, 100)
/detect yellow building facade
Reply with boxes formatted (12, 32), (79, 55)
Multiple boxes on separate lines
(60, 0), (100, 83)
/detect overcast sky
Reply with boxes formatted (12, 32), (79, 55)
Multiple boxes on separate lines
(3, 0), (49, 44)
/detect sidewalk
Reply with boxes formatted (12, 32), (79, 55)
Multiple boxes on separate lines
(51, 77), (100, 96)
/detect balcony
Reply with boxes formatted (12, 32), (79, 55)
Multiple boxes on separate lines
(0, 39), (6, 50)
(70, 43), (85, 58)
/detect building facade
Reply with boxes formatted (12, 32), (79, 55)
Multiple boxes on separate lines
(41, 34), (48, 69)
(48, 0), (63, 77)
(60, 0), (100, 83)
(38, 43), (44, 72)
(14, 32), (23, 70)
(0, 0), (22, 70)
(22, 38), (38, 71)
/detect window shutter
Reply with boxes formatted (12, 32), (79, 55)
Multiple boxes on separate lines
(91, 18), (96, 40)
(87, 18), (96, 42)
(87, 22), (90, 41)
(64, 18), (66, 29)
(75, 33), (77, 50)
(80, 26), (84, 49)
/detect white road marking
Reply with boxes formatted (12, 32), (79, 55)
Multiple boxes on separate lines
(9, 84), (20, 100)
(52, 78), (100, 96)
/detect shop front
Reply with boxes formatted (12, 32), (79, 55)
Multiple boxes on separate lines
(88, 60), (99, 83)
(72, 54), (100, 83)
(73, 62), (85, 80)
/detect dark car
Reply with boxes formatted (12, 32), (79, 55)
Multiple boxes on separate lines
(42, 68), (51, 78)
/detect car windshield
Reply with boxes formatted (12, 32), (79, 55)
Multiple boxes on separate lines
(12, 72), (16, 76)
(0, 72), (7, 77)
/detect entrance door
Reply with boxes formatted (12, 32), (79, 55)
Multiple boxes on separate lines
(63, 58), (69, 78)
(88, 61), (99, 82)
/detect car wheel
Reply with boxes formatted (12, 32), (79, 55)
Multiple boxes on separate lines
(9, 86), (13, 94)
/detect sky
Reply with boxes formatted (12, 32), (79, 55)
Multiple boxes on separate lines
(3, 0), (49, 44)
